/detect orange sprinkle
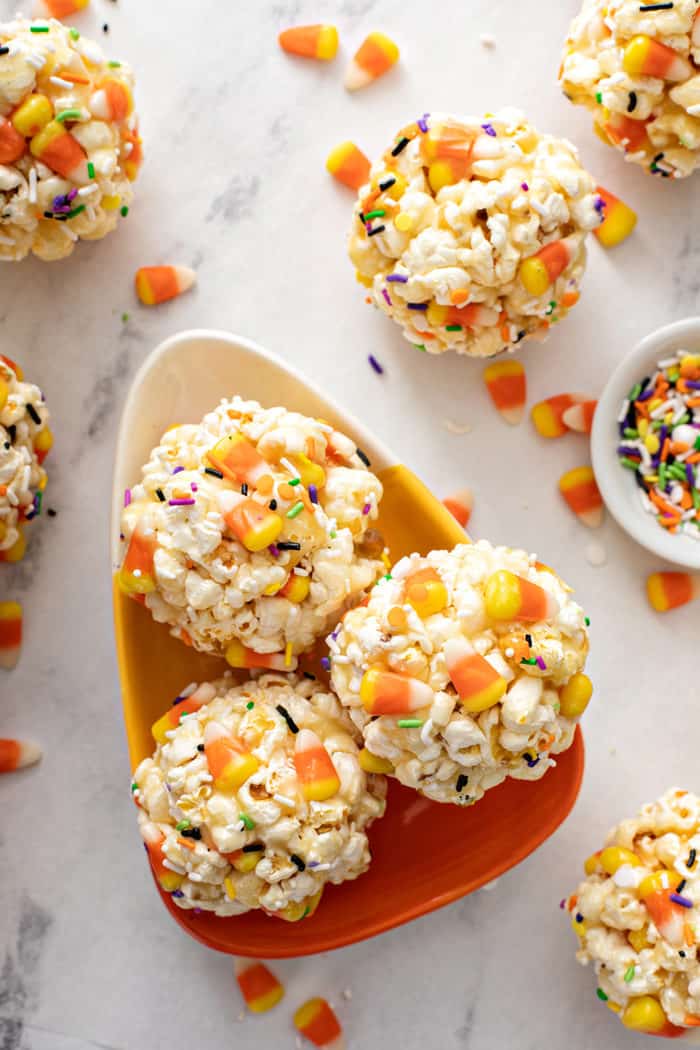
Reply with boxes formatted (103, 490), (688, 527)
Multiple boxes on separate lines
(57, 72), (90, 84)
(681, 491), (693, 510)
(256, 474), (274, 496)
(687, 397), (700, 407)
(178, 837), (196, 851)
(687, 452), (700, 465)
(660, 438), (670, 461)
(561, 290), (580, 308)
(670, 441), (690, 454)
(278, 483), (295, 500)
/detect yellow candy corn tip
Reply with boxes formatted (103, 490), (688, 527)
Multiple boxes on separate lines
(246, 986), (284, 1014)
(621, 997), (667, 1033)
(519, 257), (550, 296)
(367, 31), (400, 62)
(560, 465), (594, 490)
(461, 677), (507, 713)
(151, 711), (173, 744)
(326, 141), (355, 174)
(484, 361), (524, 381)
(599, 846), (640, 876)
(294, 997), (328, 1029)
(531, 403), (562, 438)
(407, 580), (448, 618)
(646, 574), (670, 612)
(35, 426), (53, 453)
(117, 567), (155, 596)
(596, 202), (637, 249)
(0, 600), (22, 618)
(135, 272), (155, 306)
(359, 748), (394, 774)
(232, 851), (259, 873)
(428, 160), (459, 193)
(301, 775), (341, 802)
(215, 753), (260, 793)
(622, 36), (651, 77)
(484, 570), (521, 621)
(316, 25), (339, 60)
(158, 871), (184, 893)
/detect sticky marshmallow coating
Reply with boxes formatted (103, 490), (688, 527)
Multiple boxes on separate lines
(133, 673), (387, 918)
(329, 542), (590, 805)
(0, 18), (141, 261)
(561, 0), (700, 177)
(118, 396), (384, 660)
(348, 108), (600, 358)
(0, 357), (50, 552)
(569, 789), (700, 1034)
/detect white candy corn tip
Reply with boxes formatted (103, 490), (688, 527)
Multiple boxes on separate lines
(218, 489), (244, 515)
(15, 739), (42, 770)
(499, 404), (524, 427)
(172, 266), (197, 294)
(89, 89), (110, 120)
(326, 1036), (345, 1050)
(561, 403), (592, 433)
(578, 506), (604, 529)
(444, 635), (474, 669)
(344, 60), (372, 91)
(203, 720), (227, 746)
(295, 728), (321, 754)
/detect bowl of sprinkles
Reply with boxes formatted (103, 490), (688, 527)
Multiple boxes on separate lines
(592, 317), (700, 569)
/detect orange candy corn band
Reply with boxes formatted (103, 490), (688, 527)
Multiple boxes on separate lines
(326, 142), (371, 190)
(279, 25), (339, 61)
(646, 572), (698, 613)
(345, 32), (399, 90)
(442, 488), (473, 528)
(294, 997), (343, 1048)
(294, 729), (340, 802)
(235, 960), (284, 1014)
(135, 266), (196, 306)
(483, 360), (526, 425)
(0, 738), (41, 773)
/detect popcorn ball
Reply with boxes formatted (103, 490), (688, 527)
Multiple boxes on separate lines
(133, 673), (387, 919)
(567, 789), (700, 1036)
(560, 0), (700, 178)
(348, 109), (601, 358)
(0, 356), (51, 562)
(117, 396), (385, 664)
(0, 16), (142, 261)
(329, 541), (591, 806)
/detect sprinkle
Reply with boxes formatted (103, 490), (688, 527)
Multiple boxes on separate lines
(308, 484), (319, 504)
(175, 820), (191, 831)
(670, 893), (693, 908)
(155, 488), (165, 502)
(520, 657), (538, 666)
(56, 108), (83, 123)
(284, 642), (293, 667)
(456, 774), (469, 793)
(204, 467), (224, 478)
(382, 288), (392, 306)
(224, 877), (236, 900)
(624, 965), (635, 983)
(407, 302), (428, 311)
(639, 2), (674, 9)
(391, 137), (410, 156)
(276, 704), (299, 734)
(521, 182), (529, 191)
(689, 849), (697, 869)
(368, 354), (384, 375)
(87, 161), (95, 179)
(417, 114), (429, 133)
(269, 500), (278, 511)
(481, 122), (497, 137)
(576, 913), (584, 924)
(364, 209), (386, 221)
(239, 813), (255, 831)
(290, 853), (306, 871)
(523, 753), (540, 768)
(108, 60), (121, 67)
(273, 793), (296, 807)
(386, 274), (408, 283)
(30, 25), (50, 32)
(320, 656), (331, 671)
(356, 448), (371, 466)
(277, 541), (301, 551)
(367, 224), (385, 237)
(0, 46), (9, 56)
(627, 91), (638, 113)
(26, 404), (41, 425)
(246, 701), (254, 710)
(66, 205), (85, 218)
(397, 718), (424, 728)
(50, 75), (74, 89)
(596, 988), (608, 1001)
(242, 843), (264, 853)
(121, 206), (129, 217)
(123, 488), (131, 507)
(286, 501), (304, 519)
(379, 176), (396, 191)
(677, 879), (688, 894)
(536, 655), (547, 670)
(595, 91), (603, 104)
(287, 479), (299, 488)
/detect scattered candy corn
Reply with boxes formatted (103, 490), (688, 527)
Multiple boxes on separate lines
(225, 639), (297, 672)
(623, 35), (691, 81)
(135, 266), (196, 306)
(294, 728), (340, 802)
(204, 722), (260, 793)
(294, 997), (344, 1049)
(638, 870), (686, 947)
(35, 0), (89, 15)
(0, 738), (42, 774)
(519, 237), (578, 296)
(594, 187), (637, 249)
(561, 400), (597, 434)
(235, 959), (285, 1014)
(646, 572), (700, 613)
(345, 31), (399, 91)
(444, 636), (507, 712)
(559, 466), (604, 528)
(484, 570), (559, 622)
(279, 24), (339, 61)
(0, 601), (22, 671)
(326, 141), (371, 191)
(442, 488), (473, 528)
(483, 360), (526, 425)
(531, 394), (587, 438)
(359, 667), (433, 714)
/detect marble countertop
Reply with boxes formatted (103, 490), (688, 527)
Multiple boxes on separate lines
(1, 0), (699, 1047)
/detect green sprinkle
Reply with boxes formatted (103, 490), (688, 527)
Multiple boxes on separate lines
(120, 205), (129, 217)
(175, 820), (190, 831)
(595, 92), (602, 104)
(131, 782), (137, 792)
(693, 489), (700, 511)
(56, 108), (82, 123)
(69, 28), (80, 39)
(35, 490), (43, 515)
(596, 988), (608, 1002)
(246, 701), (254, 710)
(659, 463), (667, 489)
(108, 60), (121, 67)
(66, 204), (85, 219)
(239, 813), (255, 831)
(330, 530), (337, 538)
(414, 344), (427, 352)
(520, 657), (538, 665)
(121, 312), (130, 323)
(397, 719), (424, 728)
(545, 300), (556, 316)
(288, 478), (300, 486)
(31, 25), (50, 32)
(628, 382), (642, 400)
(694, 435), (700, 452)
(384, 573), (392, 581)
(619, 457), (640, 471)
(87, 161), (95, 179)
(651, 420), (664, 431)
(445, 324), (462, 331)
(364, 209), (385, 220)
(624, 966), (635, 984)
(584, 616), (591, 626)
(668, 369), (680, 383)
(302, 906), (311, 918)
(623, 428), (639, 439)
(286, 501), (304, 519)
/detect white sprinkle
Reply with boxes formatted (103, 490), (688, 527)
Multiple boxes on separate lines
(420, 718), (434, 746)
(50, 75), (74, 88)
(28, 167), (37, 204)
(342, 988), (353, 1001)
(617, 398), (630, 423)
(688, 104), (700, 117)
(78, 183), (99, 197)
(273, 793), (295, 807)
(311, 862), (331, 872)
(585, 540), (607, 567)
(444, 419), (472, 435)
(659, 356), (680, 368)
(123, 141), (134, 156)
(480, 33), (496, 48)
(316, 421), (334, 433)
(26, 52), (46, 69)
(280, 456), (300, 478)
(505, 647), (515, 658)
(162, 859), (186, 875)
(188, 872), (203, 883)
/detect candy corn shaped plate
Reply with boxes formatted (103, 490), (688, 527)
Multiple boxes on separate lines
(111, 329), (584, 958)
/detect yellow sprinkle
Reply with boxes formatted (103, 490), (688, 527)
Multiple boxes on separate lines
(284, 641), (293, 667)
(224, 876), (236, 900)
(381, 552), (392, 572)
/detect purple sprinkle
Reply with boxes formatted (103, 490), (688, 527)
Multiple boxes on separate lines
(331, 626), (340, 641)
(308, 485), (319, 505)
(172, 466), (184, 475)
(382, 287), (392, 307)
(119, 532), (125, 540)
(525, 754), (540, 768)
(320, 656), (331, 671)
(686, 380), (700, 390)
(172, 890), (184, 899)
(124, 488), (131, 507)
(521, 182), (529, 191)
(417, 114), (429, 133)
(638, 385), (655, 401)
(168, 497), (196, 506)
(481, 122), (497, 137)
(67, 187), (78, 202)
(368, 354), (384, 375)
(308, 861), (320, 869)
(407, 302), (428, 311)
(362, 503), (371, 515)
(659, 425), (668, 446)
(670, 893), (693, 908)
(191, 482), (198, 492)
(193, 908), (203, 915)
(687, 464), (696, 487)
(559, 898), (566, 910)
(594, 195), (606, 216)
(617, 445), (641, 458)
(269, 544), (280, 557)
(536, 655), (547, 671)
(386, 274), (408, 283)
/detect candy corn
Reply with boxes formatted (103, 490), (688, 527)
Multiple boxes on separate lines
(404, 567), (448, 617)
(118, 522), (157, 596)
(638, 870), (687, 947)
(294, 729), (340, 802)
(559, 672), (593, 719)
(278, 572), (311, 603)
(0, 355), (22, 380)
(484, 570), (559, 623)
(421, 121), (476, 191)
(559, 466), (603, 528)
(294, 997), (344, 1049)
(141, 821), (183, 892)
(0, 601), (22, 671)
(89, 77), (134, 122)
(442, 488), (473, 528)
(235, 960), (284, 1014)
(358, 747), (394, 774)
(623, 35), (691, 81)
(278, 24), (339, 61)
(594, 187), (637, 249)
(519, 237), (577, 296)
(35, 0), (90, 16)
(426, 302), (499, 329)
(0, 738), (41, 774)
(621, 996), (683, 1037)
(359, 667), (433, 714)
(646, 572), (700, 613)
(11, 94), (52, 138)
(225, 639), (297, 672)
(531, 394), (586, 438)
(135, 266), (196, 306)
(561, 400), (596, 434)
(345, 31), (399, 91)
(220, 495), (283, 552)
(0, 117), (26, 165)
(326, 142), (371, 191)
(204, 721), (260, 793)
(151, 683), (216, 744)
(444, 636), (507, 713)
(483, 360), (526, 425)
(601, 112), (650, 152)
(277, 887), (323, 923)
(30, 121), (90, 183)
(207, 432), (268, 485)
(122, 124), (143, 181)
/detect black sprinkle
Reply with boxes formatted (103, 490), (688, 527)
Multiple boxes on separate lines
(0, 46), (9, 55)
(269, 499), (278, 510)
(476, 208), (489, 221)
(575, 912), (584, 924)
(524, 752), (540, 768)
(242, 843), (264, 854)
(196, 744), (204, 752)
(367, 224), (386, 237)
(515, 330), (526, 343)
(391, 136), (410, 157)
(6, 424), (16, 444)
(180, 827), (202, 840)
(277, 541), (301, 551)
(356, 447), (371, 467)
(639, 2), (674, 10)
(26, 403), (41, 425)
(290, 853), (306, 871)
(677, 879), (687, 894)
(102, 22), (109, 32)
(204, 467), (223, 479)
(653, 152), (665, 164)
(525, 633), (533, 648)
(680, 950), (687, 958)
(358, 212), (366, 224)
(689, 849), (697, 869)
(155, 488), (165, 502)
(241, 483), (248, 495)
(47, 508), (57, 517)
(627, 91), (638, 113)
(276, 704), (299, 734)
(456, 774), (469, 793)
(379, 176), (396, 191)
(303, 671), (316, 680)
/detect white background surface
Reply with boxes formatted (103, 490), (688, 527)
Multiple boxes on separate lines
(1, 1), (699, 1048)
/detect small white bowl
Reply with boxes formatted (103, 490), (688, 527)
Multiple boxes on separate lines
(591, 317), (700, 570)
